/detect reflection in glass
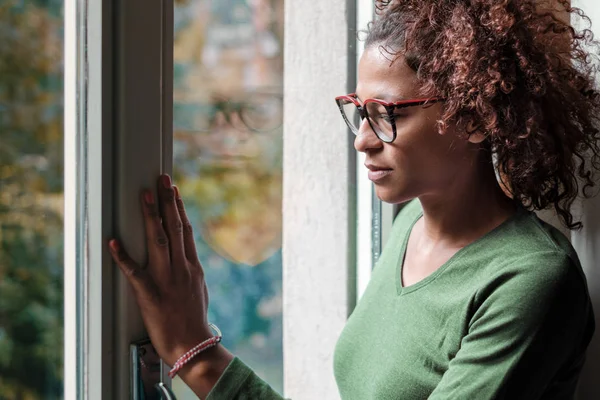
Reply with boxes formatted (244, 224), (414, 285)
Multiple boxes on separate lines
(0, 1), (64, 398)
(173, 0), (284, 395)
(175, 91), (283, 134)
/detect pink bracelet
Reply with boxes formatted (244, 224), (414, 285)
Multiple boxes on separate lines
(168, 324), (223, 379)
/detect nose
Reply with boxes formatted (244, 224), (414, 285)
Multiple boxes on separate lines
(354, 118), (383, 153)
(213, 111), (252, 140)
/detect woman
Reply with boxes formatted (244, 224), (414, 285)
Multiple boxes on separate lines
(110, 0), (598, 398)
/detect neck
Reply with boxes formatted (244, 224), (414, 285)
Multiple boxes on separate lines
(417, 155), (517, 248)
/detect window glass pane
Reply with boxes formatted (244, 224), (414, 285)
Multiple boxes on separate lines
(0, 0), (64, 398)
(172, 0), (284, 395)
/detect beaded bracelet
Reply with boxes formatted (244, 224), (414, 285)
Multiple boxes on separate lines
(168, 323), (223, 379)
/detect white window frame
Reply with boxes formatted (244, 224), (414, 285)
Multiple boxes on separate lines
(65, 0), (118, 397)
(65, 0), (174, 398)
(112, 0), (174, 397)
(63, 0), (80, 396)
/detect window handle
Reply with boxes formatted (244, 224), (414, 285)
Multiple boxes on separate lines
(131, 338), (176, 399)
(155, 382), (177, 400)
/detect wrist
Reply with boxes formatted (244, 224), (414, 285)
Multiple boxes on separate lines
(177, 344), (234, 398)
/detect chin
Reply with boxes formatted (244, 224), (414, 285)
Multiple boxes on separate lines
(373, 185), (415, 205)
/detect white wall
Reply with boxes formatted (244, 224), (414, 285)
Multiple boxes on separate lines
(282, 1), (357, 399)
(571, 1), (600, 398)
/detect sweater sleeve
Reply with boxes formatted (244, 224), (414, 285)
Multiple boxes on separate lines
(428, 252), (593, 400)
(206, 357), (286, 400)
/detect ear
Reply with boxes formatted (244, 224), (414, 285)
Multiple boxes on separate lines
(466, 120), (486, 144)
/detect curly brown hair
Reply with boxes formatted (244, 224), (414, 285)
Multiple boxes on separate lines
(367, 0), (600, 229)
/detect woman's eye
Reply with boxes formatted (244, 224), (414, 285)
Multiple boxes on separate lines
(380, 114), (402, 123)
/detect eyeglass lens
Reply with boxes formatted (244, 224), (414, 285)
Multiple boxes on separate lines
(340, 100), (394, 142)
(365, 102), (394, 142)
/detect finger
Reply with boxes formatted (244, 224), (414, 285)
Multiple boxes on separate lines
(173, 186), (200, 263)
(109, 239), (157, 300)
(141, 189), (171, 283)
(157, 175), (187, 269)
(203, 281), (209, 307)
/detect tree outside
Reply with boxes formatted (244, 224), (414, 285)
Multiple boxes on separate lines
(0, 1), (64, 399)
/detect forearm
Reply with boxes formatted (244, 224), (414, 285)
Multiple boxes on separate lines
(177, 344), (235, 398)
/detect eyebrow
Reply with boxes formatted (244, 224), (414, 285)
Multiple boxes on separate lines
(356, 92), (408, 102)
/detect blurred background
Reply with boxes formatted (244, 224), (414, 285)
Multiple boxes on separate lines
(0, 1), (65, 398)
(171, 0), (284, 395)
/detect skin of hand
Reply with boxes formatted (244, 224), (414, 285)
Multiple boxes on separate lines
(108, 174), (233, 397)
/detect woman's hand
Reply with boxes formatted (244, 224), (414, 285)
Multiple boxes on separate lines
(108, 174), (217, 367)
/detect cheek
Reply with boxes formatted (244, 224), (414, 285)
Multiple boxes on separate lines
(391, 115), (464, 186)
(393, 113), (442, 158)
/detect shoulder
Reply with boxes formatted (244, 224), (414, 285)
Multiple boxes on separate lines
(472, 249), (589, 327)
(473, 208), (583, 283)
(465, 209), (591, 314)
(467, 248), (593, 350)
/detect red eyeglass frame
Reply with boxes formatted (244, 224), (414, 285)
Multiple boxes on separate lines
(335, 93), (444, 143)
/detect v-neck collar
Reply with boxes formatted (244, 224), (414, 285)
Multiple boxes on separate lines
(395, 206), (527, 296)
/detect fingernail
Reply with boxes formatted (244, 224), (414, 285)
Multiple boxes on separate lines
(162, 175), (172, 189)
(173, 185), (180, 199)
(144, 190), (154, 205)
(109, 239), (120, 251)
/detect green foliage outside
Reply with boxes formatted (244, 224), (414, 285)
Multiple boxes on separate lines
(0, 1), (64, 398)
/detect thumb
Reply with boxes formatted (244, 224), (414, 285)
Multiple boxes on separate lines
(109, 239), (156, 299)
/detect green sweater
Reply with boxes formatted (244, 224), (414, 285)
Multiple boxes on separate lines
(207, 200), (595, 399)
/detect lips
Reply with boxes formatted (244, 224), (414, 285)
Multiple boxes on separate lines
(365, 163), (393, 182)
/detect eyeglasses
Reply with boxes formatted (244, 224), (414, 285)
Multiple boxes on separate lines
(176, 92), (283, 134)
(335, 93), (443, 143)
